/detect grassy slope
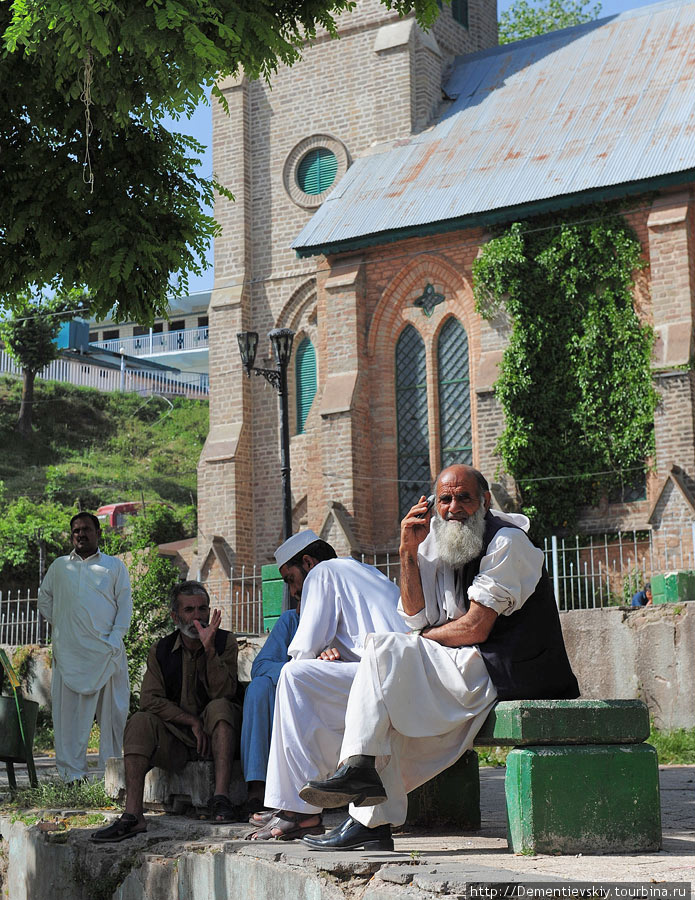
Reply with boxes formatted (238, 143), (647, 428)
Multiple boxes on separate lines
(0, 375), (208, 510)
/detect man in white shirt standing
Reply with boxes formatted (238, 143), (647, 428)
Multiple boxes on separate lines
(299, 465), (579, 851)
(247, 530), (407, 841)
(38, 512), (132, 782)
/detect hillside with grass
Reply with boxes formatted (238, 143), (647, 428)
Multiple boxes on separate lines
(0, 376), (208, 588)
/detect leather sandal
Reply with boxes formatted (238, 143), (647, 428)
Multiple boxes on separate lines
(90, 813), (147, 843)
(245, 811), (324, 841)
(248, 807), (281, 825)
(211, 794), (237, 822)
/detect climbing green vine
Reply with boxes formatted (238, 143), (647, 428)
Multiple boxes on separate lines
(473, 206), (658, 537)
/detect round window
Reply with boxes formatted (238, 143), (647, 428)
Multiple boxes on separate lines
(296, 148), (338, 196)
(283, 135), (350, 209)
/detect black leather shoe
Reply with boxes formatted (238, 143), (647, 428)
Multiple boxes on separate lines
(302, 816), (393, 851)
(299, 762), (387, 808)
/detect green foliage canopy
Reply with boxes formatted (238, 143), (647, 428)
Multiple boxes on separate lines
(499, 0), (601, 44)
(473, 207), (658, 536)
(0, 0), (439, 321)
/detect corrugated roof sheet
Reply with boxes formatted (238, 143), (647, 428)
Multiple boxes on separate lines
(292, 0), (695, 255)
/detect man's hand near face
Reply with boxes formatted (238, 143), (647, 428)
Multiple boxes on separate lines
(194, 608), (222, 659)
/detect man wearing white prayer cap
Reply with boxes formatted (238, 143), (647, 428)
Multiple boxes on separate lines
(246, 529), (407, 841)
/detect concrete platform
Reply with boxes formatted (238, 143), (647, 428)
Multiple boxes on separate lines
(1, 765), (693, 900)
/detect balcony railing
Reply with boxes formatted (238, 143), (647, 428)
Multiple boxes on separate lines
(0, 349), (209, 398)
(92, 326), (209, 357)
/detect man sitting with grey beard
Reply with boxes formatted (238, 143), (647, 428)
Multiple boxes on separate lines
(92, 581), (241, 842)
(298, 464), (579, 852)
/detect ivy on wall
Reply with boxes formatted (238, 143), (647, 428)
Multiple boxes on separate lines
(472, 207), (659, 537)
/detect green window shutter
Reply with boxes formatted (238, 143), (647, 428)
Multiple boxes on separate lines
(295, 338), (317, 433)
(396, 325), (430, 518)
(438, 317), (472, 469)
(297, 149), (338, 196)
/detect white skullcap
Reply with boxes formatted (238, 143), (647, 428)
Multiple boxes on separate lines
(274, 530), (321, 568)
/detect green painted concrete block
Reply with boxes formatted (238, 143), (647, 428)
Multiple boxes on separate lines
(263, 615), (280, 633)
(505, 744), (661, 854)
(407, 750), (481, 829)
(651, 571), (695, 604)
(262, 563), (284, 620)
(262, 580), (284, 618)
(474, 699), (649, 746)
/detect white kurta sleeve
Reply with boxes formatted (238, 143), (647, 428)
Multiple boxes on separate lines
(37, 563), (55, 623)
(108, 559), (133, 645)
(287, 567), (340, 660)
(468, 528), (544, 616)
(397, 598), (430, 631)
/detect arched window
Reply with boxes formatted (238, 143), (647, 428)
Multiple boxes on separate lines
(396, 325), (429, 518)
(437, 317), (472, 468)
(295, 337), (317, 434)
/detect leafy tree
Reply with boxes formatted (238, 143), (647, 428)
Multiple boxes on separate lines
(0, 494), (73, 588)
(0, 291), (87, 436)
(499, 0), (602, 44)
(0, 0), (438, 322)
(129, 504), (194, 549)
(124, 547), (180, 709)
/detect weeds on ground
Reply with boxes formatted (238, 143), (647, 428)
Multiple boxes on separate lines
(1, 777), (117, 812)
(476, 745), (509, 767)
(648, 724), (695, 765)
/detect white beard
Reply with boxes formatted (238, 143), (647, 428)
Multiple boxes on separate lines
(177, 621), (206, 639)
(431, 504), (487, 568)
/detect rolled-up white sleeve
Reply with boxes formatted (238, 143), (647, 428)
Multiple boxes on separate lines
(468, 528), (545, 616)
(397, 598), (430, 631)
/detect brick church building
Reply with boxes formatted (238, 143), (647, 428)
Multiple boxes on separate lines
(194, 0), (695, 579)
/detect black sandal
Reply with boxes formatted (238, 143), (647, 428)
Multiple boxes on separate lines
(211, 794), (237, 822)
(91, 813), (147, 843)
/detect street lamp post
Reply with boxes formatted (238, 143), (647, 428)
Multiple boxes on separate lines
(237, 328), (295, 542)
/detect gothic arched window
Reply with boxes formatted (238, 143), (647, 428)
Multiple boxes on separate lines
(295, 337), (317, 434)
(437, 316), (472, 468)
(396, 325), (429, 518)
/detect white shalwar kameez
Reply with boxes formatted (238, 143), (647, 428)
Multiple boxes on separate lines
(340, 510), (546, 828)
(38, 549), (132, 781)
(264, 558), (408, 813)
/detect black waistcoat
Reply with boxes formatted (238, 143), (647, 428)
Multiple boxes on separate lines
(155, 628), (229, 710)
(458, 513), (580, 701)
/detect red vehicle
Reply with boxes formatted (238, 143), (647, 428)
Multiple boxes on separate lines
(96, 502), (141, 529)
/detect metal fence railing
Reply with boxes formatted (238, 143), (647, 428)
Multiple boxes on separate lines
(203, 568), (264, 636)
(0, 590), (51, 646)
(543, 527), (695, 610)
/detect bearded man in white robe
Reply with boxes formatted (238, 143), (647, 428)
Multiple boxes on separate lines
(38, 512), (132, 782)
(247, 530), (407, 841)
(299, 464), (579, 851)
